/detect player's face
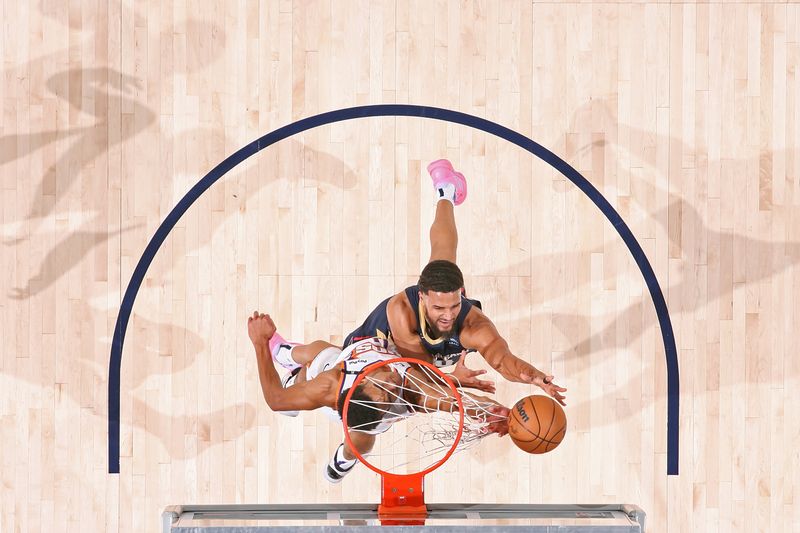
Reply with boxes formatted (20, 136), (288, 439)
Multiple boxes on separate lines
(420, 290), (462, 337)
(365, 368), (402, 404)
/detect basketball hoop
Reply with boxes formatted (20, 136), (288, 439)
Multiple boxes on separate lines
(342, 357), (498, 523)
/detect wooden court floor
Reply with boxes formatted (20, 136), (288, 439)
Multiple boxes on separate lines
(1, 1), (799, 532)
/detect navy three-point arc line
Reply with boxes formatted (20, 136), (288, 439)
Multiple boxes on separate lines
(108, 104), (680, 475)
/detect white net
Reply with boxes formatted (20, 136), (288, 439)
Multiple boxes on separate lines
(344, 361), (503, 475)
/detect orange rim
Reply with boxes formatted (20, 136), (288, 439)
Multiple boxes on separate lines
(341, 356), (465, 479)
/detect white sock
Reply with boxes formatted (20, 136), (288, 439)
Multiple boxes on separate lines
(436, 183), (456, 205)
(281, 367), (301, 388)
(334, 444), (357, 469)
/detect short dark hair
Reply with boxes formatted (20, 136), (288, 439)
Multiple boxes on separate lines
(418, 260), (464, 294)
(337, 384), (384, 432)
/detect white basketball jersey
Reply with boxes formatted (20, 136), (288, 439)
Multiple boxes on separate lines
(313, 337), (413, 433)
(337, 337), (412, 392)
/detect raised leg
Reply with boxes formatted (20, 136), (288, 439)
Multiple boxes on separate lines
(428, 199), (458, 263)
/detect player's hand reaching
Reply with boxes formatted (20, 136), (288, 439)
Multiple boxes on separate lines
(485, 404), (510, 436)
(247, 311), (276, 347)
(449, 352), (496, 394)
(522, 373), (567, 406)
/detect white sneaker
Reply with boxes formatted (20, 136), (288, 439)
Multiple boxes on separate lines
(324, 444), (357, 483)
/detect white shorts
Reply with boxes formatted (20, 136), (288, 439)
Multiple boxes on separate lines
(305, 347), (348, 423)
(306, 346), (346, 381)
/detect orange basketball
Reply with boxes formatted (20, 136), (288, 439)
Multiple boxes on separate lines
(508, 395), (567, 454)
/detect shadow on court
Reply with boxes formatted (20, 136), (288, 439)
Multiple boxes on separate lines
(0, 7), (275, 465)
(545, 96), (800, 426)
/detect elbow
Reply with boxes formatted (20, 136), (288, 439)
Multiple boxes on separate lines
(263, 390), (286, 412)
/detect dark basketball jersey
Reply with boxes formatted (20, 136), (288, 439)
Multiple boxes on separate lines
(344, 285), (482, 367)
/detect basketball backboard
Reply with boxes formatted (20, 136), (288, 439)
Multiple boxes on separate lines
(162, 503), (646, 532)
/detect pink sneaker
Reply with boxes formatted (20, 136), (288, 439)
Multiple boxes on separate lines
(268, 331), (301, 370)
(427, 159), (468, 206)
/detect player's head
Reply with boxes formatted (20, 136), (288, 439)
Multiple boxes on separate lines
(418, 260), (464, 337)
(338, 369), (403, 432)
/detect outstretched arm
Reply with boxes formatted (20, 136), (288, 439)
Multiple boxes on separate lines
(459, 308), (567, 406)
(248, 311), (333, 412)
(413, 379), (510, 436)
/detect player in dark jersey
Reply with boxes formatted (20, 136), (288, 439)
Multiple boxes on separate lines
(346, 159), (566, 405)
(267, 159), (567, 405)
(344, 285), (481, 368)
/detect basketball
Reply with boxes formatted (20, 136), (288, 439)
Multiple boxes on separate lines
(508, 395), (567, 454)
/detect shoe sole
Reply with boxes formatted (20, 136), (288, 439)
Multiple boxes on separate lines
(427, 159), (467, 205)
(324, 465), (346, 484)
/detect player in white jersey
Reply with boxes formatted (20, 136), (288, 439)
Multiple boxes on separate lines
(247, 311), (509, 483)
